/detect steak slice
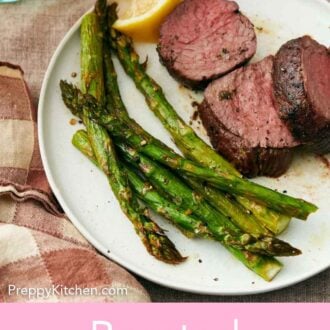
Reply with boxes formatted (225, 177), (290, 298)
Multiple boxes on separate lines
(273, 36), (330, 154)
(199, 56), (299, 177)
(157, 0), (257, 89)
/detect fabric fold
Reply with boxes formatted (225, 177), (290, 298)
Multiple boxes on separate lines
(0, 62), (150, 303)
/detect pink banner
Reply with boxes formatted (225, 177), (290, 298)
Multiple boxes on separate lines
(0, 303), (329, 329)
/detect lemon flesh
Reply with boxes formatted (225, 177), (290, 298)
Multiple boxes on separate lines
(114, 0), (182, 42)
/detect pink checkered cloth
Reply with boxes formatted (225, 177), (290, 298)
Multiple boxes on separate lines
(0, 63), (150, 303)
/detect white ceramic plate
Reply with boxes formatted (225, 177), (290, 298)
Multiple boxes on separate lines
(38, 0), (330, 295)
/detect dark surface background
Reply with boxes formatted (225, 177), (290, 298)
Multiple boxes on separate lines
(139, 269), (330, 302)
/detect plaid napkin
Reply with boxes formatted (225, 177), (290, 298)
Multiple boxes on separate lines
(0, 63), (150, 302)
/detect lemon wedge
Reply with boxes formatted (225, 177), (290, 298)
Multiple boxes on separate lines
(114, 0), (182, 42)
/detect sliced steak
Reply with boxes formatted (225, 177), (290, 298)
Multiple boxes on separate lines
(273, 36), (330, 154)
(199, 56), (299, 177)
(157, 0), (257, 89)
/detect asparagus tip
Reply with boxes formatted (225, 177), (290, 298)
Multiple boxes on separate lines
(60, 80), (80, 115)
(95, 0), (107, 17)
(147, 232), (186, 265)
(262, 237), (302, 257)
(107, 2), (119, 27)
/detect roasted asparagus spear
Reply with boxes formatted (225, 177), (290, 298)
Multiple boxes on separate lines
(72, 129), (284, 281)
(73, 129), (300, 257)
(78, 8), (184, 264)
(61, 80), (317, 220)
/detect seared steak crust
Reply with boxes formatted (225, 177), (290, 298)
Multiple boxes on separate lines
(303, 128), (330, 154)
(273, 36), (330, 153)
(199, 101), (294, 177)
(157, 0), (257, 89)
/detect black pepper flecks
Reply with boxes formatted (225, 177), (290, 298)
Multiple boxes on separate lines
(191, 101), (200, 109)
(191, 110), (199, 122)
